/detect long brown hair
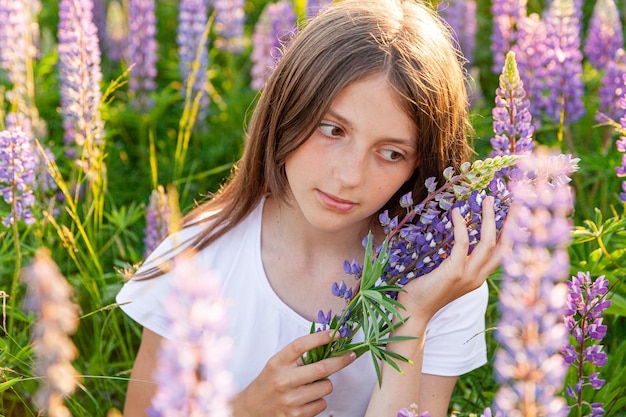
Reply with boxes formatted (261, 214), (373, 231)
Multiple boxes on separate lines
(136, 0), (471, 279)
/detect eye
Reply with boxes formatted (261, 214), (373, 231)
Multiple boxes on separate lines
(380, 149), (405, 162)
(319, 122), (345, 138)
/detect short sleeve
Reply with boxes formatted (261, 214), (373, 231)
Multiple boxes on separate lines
(422, 281), (489, 376)
(115, 225), (203, 339)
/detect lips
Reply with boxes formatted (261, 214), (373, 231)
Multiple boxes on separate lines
(317, 190), (357, 213)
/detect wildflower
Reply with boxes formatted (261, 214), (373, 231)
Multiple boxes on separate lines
(397, 403), (430, 417)
(213, 0), (245, 53)
(494, 147), (575, 417)
(583, 0), (623, 71)
(490, 0), (527, 73)
(0, 127), (37, 227)
(149, 255), (233, 417)
(58, 0), (105, 180)
(0, 0), (45, 136)
(128, 0), (158, 110)
(541, 0), (585, 125)
(563, 272), (611, 416)
(305, 0), (332, 20)
(597, 49), (626, 124)
(21, 248), (80, 417)
(177, 0), (210, 122)
(490, 51), (534, 165)
(512, 13), (548, 127)
(143, 185), (170, 257)
(437, 0), (477, 68)
(617, 87), (626, 202)
(250, 1), (296, 90)
(0, 0), (36, 111)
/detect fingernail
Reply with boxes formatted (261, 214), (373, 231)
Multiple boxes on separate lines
(349, 352), (356, 361)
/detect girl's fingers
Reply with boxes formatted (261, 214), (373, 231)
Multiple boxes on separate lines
(291, 352), (356, 387)
(277, 330), (336, 364)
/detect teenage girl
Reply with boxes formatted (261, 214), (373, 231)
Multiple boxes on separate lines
(116, 0), (501, 416)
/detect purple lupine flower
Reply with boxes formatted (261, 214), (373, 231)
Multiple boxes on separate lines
(5, 112), (58, 203)
(0, 0), (32, 109)
(143, 186), (170, 257)
(149, 255), (233, 417)
(494, 147), (576, 417)
(305, 0), (332, 20)
(397, 403), (431, 417)
(437, 0), (477, 68)
(377, 157), (516, 288)
(513, 13), (549, 128)
(21, 248), (80, 417)
(490, 0), (527, 73)
(177, 0), (210, 124)
(250, 1), (297, 90)
(490, 51), (535, 165)
(563, 272), (611, 416)
(0, 0), (45, 136)
(616, 86), (626, 202)
(0, 127), (37, 227)
(128, 0), (157, 110)
(541, 0), (585, 125)
(213, 0), (245, 53)
(583, 0), (623, 71)
(104, 0), (127, 62)
(58, 0), (105, 180)
(598, 49), (626, 124)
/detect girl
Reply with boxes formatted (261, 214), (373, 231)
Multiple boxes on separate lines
(116, 0), (501, 416)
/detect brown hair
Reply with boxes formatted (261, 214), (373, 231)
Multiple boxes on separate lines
(136, 0), (471, 278)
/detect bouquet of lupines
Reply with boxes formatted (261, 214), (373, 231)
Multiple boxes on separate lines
(304, 155), (518, 383)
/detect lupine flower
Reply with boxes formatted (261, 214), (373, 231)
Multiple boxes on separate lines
(562, 272), (611, 416)
(494, 147), (576, 417)
(149, 255), (233, 417)
(212, 0), (245, 53)
(177, 0), (210, 123)
(5, 112), (58, 207)
(481, 408), (505, 417)
(397, 403), (431, 417)
(0, 0), (45, 136)
(616, 85), (626, 202)
(21, 248), (80, 417)
(583, 0), (623, 71)
(305, 0), (332, 20)
(0, 0), (32, 110)
(143, 185), (170, 257)
(490, 0), (527, 73)
(512, 13), (549, 127)
(58, 0), (105, 180)
(250, 1), (297, 90)
(597, 49), (626, 124)
(128, 0), (158, 110)
(437, 0), (477, 68)
(490, 51), (535, 168)
(377, 157), (516, 287)
(541, 0), (585, 125)
(0, 127), (37, 227)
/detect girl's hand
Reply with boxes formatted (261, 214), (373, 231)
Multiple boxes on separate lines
(230, 330), (357, 417)
(400, 195), (501, 320)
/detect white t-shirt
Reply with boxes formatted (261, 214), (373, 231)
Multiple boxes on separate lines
(116, 198), (488, 417)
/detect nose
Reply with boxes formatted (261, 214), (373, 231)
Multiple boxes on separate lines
(333, 149), (366, 189)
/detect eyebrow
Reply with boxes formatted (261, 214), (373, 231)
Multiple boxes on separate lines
(326, 109), (417, 149)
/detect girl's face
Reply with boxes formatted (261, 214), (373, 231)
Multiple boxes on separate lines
(285, 73), (419, 234)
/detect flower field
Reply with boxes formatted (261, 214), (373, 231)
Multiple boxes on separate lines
(1, 0), (626, 416)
